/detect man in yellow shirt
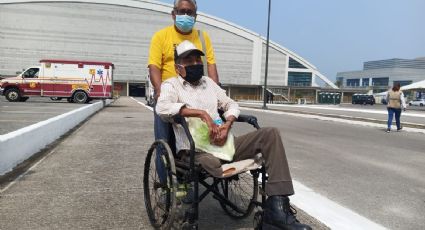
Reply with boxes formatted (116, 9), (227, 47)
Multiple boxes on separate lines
(148, 0), (219, 184)
(148, 0), (219, 92)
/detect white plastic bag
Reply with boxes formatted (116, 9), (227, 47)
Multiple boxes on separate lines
(187, 117), (235, 161)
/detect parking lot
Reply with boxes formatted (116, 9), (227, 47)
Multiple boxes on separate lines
(0, 97), (93, 135)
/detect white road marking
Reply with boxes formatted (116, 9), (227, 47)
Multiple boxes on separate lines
(292, 180), (387, 230)
(130, 97), (153, 111)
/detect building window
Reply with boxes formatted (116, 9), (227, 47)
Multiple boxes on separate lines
(393, 80), (412, 87)
(347, 79), (360, 87)
(289, 57), (307, 69)
(288, 72), (312, 86)
(362, 78), (369, 86)
(372, 77), (389, 87)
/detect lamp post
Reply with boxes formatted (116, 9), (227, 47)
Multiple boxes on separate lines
(262, 0), (272, 109)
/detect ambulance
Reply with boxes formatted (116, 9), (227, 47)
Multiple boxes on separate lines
(0, 59), (114, 103)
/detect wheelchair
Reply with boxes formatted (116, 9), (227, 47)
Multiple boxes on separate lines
(143, 114), (268, 229)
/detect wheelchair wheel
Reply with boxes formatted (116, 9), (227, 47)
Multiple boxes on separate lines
(219, 171), (258, 219)
(144, 140), (178, 229)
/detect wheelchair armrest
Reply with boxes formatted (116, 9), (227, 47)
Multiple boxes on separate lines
(218, 109), (260, 129)
(173, 114), (186, 126)
(172, 115), (193, 146)
(172, 115), (197, 171)
(236, 114), (260, 129)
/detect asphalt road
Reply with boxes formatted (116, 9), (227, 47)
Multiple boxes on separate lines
(1, 97), (423, 229)
(0, 97), (88, 135)
(232, 107), (425, 230)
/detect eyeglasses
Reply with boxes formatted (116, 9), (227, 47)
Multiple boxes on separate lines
(175, 9), (196, 17)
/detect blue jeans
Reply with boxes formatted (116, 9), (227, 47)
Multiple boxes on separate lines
(153, 103), (174, 183)
(387, 107), (402, 130)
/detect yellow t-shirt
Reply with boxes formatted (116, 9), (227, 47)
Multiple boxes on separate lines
(148, 25), (216, 82)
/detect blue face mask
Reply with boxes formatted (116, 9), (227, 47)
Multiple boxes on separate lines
(175, 14), (195, 33)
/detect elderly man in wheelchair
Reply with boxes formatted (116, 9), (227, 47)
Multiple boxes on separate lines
(143, 40), (311, 230)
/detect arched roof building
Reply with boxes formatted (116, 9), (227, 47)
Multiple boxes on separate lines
(0, 0), (337, 97)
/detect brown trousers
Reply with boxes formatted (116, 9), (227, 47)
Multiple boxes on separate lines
(192, 127), (294, 196)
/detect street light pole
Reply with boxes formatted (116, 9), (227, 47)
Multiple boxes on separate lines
(262, 0), (272, 109)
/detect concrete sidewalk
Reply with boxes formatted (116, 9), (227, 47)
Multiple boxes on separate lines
(0, 97), (327, 229)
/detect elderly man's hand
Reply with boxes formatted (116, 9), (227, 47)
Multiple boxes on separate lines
(199, 112), (220, 142)
(212, 122), (231, 146)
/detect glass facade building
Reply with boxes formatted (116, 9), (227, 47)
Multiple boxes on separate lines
(336, 58), (425, 93)
(288, 72), (312, 87)
(347, 79), (360, 87)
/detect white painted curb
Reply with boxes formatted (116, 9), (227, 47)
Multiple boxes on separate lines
(0, 99), (112, 176)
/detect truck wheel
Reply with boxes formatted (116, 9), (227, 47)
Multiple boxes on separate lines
(73, 91), (88, 104)
(19, 97), (29, 102)
(5, 88), (21, 102)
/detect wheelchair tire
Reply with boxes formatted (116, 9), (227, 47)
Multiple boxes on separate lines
(144, 140), (178, 229)
(219, 171), (258, 219)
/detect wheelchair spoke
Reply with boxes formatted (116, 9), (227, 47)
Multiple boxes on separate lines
(219, 171), (258, 219)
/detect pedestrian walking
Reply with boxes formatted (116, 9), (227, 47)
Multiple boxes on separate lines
(386, 83), (406, 132)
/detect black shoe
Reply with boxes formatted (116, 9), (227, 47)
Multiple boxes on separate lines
(386, 128), (391, 133)
(263, 196), (312, 230)
(397, 126), (402, 132)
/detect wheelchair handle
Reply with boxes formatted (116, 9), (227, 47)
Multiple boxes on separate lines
(218, 109), (260, 130)
(236, 114), (260, 129)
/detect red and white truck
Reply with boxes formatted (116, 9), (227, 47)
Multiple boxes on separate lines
(0, 59), (114, 103)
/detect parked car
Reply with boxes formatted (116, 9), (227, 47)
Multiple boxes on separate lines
(352, 94), (375, 105)
(408, 99), (425, 107)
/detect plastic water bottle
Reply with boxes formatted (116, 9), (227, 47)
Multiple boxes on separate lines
(214, 118), (223, 126)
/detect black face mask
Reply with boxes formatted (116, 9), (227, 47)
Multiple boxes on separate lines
(183, 64), (204, 83)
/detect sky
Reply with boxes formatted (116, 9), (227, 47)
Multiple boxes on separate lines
(158, 0), (425, 82)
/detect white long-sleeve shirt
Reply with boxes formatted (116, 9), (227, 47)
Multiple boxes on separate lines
(156, 76), (240, 152)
